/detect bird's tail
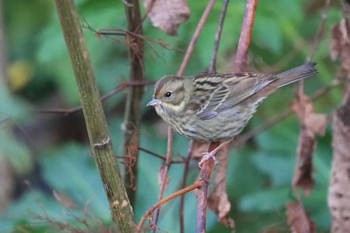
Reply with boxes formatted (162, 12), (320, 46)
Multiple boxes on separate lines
(276, 62), (318, 87)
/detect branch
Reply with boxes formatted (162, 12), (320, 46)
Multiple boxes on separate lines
(209, 0), (230, 73)
(53, 0), (135, 232)
(39, 81), (153, 116)
(137, 180), (203, 233)
(196, 142), (218, 232)
(232, 0), (258, 73)
(122, 0), (145, 205)
(177, 0), (216, 76)
(179, 141), (194, 233)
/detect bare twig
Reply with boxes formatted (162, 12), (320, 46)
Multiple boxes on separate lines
(306, 0), (332, 62)
(137, 180), (203, 233)
(177, 0), (216, 76)
(179, 141), (194, 233)
(39, 81), (153, 116)
(138, 146), (184, 164)
(232, 0), (258, 73)
(152, 127), (174, 229)
(209, 0), (230, 73)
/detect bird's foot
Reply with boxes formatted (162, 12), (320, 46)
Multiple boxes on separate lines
(198, 151), (219, 168)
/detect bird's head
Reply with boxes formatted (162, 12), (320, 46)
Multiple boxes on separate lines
(147, 75), (192, 114)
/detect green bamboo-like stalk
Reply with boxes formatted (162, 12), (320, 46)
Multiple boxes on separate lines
(53, 1), (135, 232)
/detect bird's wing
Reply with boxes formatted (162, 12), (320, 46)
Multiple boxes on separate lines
(192, 73), (277, 120)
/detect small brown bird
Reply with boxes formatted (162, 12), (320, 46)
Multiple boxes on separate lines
(147, 62), (318, 165)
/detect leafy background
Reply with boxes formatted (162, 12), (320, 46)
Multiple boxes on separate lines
(0, 0), (341, 232)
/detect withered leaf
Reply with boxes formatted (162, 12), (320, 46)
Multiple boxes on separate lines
(286, 201), (315, 233)
(143, 0), (190, 35)
(291, 95), (327, 138)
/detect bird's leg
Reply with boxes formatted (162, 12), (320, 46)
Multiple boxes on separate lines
(198, 140), (231, 168)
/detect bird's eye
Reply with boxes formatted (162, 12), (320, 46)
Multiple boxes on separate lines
(164, 91), (172, 98)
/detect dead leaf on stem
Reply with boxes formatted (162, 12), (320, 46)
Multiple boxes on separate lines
(291, 95), (326, 194)
(291, 95), (327, 138)
(143, 0), (190, 35)
(286, 200), (315, 233)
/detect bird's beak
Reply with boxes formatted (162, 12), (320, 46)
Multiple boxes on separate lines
(147, 98), (161, 107)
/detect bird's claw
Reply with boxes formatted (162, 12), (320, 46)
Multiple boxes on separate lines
(198, 151), (219, 168)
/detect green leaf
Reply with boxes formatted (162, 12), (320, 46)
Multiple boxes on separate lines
(252, 153), (294, 186)
(40, 143), (110, 219)
(0, 130), (33, 175)
(239, 187), (289, 212)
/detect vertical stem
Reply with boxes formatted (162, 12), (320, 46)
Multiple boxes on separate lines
(209, 0), (230, 73)
(196, 141), (219, 232)
(54, 1), (135, 232)
(123, 0), (144, 206)
(232, 0), (258, 73)
(177, 0), (216, 76)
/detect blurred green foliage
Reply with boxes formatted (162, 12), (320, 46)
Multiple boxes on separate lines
(0, 0), (341, 232)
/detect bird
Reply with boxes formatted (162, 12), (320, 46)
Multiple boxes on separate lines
(147, 62), (318, 166)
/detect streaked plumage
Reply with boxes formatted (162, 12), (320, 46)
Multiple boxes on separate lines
(147, 62), (318, 141)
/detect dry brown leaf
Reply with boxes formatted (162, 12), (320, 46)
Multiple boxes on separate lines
(291, 95), (326, 194)
(143, 0), (190, 35)
(286, 200), (315, 233)
(292, 131), (315, 195)
(291, 95), (327, 138)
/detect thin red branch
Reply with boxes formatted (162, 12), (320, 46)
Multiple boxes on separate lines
(152, 127), (174, 228)
(232, 0), (258, 73)
(196, 142), (219, 232)
(137, 180), (203, 233)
